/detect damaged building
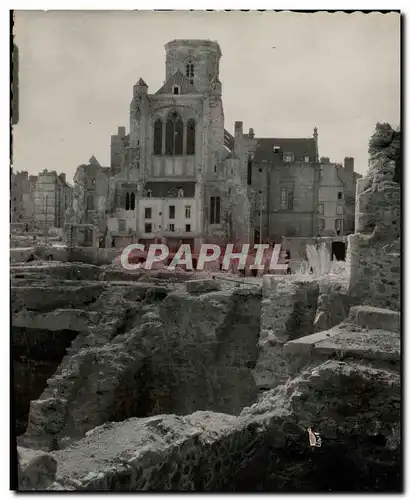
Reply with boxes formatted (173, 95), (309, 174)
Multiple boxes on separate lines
(70, 39), (254, 250)
(68, 39), (361, 250)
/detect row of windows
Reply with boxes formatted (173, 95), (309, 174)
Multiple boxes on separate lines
(144, 223), (192, 233)
(282, 153), (310, 163)
(117, 220), (192, 233)
(153, 112), (195, 156)
(318, 219), (343, 231)
(121, 188), (187, 211)
(318, 203), (344, 215)
(144, 205), (191, 220)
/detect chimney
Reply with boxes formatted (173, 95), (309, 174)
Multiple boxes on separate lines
(320, 157), (330, 165)
(234, 121), (243, 136)
(313, 127), (319, 161)
(248, 127), (255, 139)
(344, 156), (354, 173)
(118, 126), (126, 138)
(59, 173), (66, 183)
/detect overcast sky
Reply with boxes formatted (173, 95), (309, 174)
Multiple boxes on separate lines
(12, 10), (400, 181)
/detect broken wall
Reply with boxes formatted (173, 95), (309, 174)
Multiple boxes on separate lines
(348, 123), (400, 311)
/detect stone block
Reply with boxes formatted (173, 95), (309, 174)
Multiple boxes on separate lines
(185, 278), (221, 294)
(349, 305), (400, 332)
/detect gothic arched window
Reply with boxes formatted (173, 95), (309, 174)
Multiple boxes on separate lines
(130, 192), (136, 210)
(174, 116), (183, 155)
(186, 118), (195, 155)
(125, 192), (130, 211)
(165, 111), (183, 156)
(186, 60), (195, 84)
(153, 119), (163, 155)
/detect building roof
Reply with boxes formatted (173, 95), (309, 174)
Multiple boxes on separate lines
(224, 129), (234, 152)
(156, 70), (199, 95)
(252, 137), (317, 163)
(136, 77), (148, 87)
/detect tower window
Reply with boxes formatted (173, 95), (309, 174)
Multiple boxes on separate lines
(186, 118), (196, 155)
(169, 205), (175, 219)
(125, 192), (130, 210)
(145, 223), (152, 233)
(153, 119), (163, 155)
(130, 192), (136, 211)
(165, 111), (183, 155)
(185, 224), (191, 232)
(185, 205), (191, 218)
(173, 85), (180, 95)
(186, 59), (195, 85)
(337, 191), (343, 200)
(169, 223), (175, 232)
(145, 207), (152, 219)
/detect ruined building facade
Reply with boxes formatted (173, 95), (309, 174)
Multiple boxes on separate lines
(34, 170), (73, 229)
(11, 171), (38, 224)
(69, 39), (361, 248)
(103, 39), (252, 250)
(235, 127), (361, 242)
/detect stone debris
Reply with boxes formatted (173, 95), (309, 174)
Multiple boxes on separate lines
(18, 446), (57, 490)
(42, 360), (400, 491)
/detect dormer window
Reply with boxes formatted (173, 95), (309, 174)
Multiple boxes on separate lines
(273, 145), (281, 153)
(173, 85), (180, 95)
(283, 152), (294, 163)
(177, 188), (184, 198)
(304, 156), (310, 163)
(147, 189), (152, 198)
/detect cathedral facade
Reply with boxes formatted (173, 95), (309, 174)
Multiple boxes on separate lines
(106, 39), (253, 251)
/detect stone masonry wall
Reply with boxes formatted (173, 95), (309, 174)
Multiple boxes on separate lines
(348, 123), (400, 311)
(254, 277), (319, 390)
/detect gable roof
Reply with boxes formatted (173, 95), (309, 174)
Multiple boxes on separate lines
(252, 138), (317, 163)
(156, 70), (199, 95)
(136, 77), (148, 87)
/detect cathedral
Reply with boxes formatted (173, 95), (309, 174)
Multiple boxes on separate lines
(105, 39), (253, 251)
